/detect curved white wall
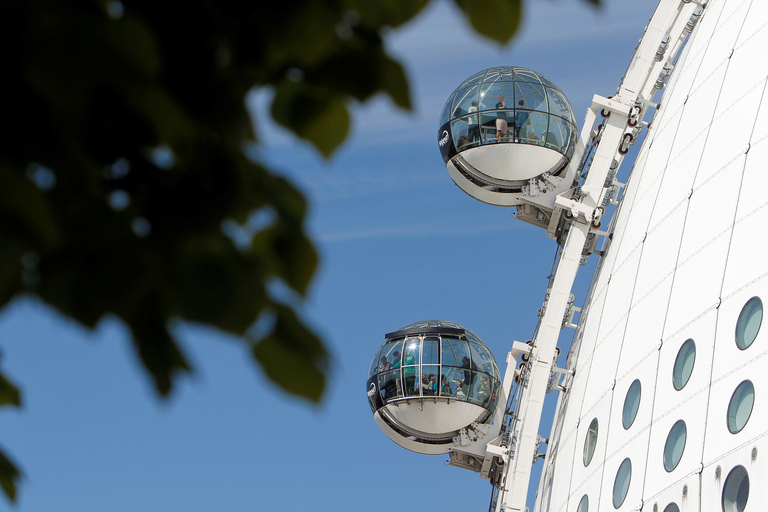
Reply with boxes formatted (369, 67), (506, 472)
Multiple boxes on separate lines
(540, 1), (768, 511)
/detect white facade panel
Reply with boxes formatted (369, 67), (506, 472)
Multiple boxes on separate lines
(710, 286), (767, 382)
(703, 359), (767, 462)
(662, 235), (730, 338)
(750, 90), (768, 143)
(721, 209), (768, 298)
(610, 210), (648, 273)
(563, 466), (607, 512)
(732, 136), (768, 222)
(634, 208), (685, 302)
(690, 0), (745, 84)
(574, 285), (610, 370)
(611, 357), (658, 446)
(616, 296), (666, 380)
(679, 156), (743, 263)
(538, 2), (768, 511)
(701, 450), (764, 512)
(654, 311), (718, 419)
(737, 1), (768, 47)
(644, 161), (693, 233)
(543, 421), (579, 512)
(598, 433), (649, 512)
(645, 476), (697, 512)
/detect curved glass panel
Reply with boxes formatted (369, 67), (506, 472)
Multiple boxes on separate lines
(458, 70), (486, 90)
(663, 504), (680, 512)
(622, 379), (641, 429)
(612, 458), (632, 508)
(378, 369), (402, 401)
(546, 117), (571, 152)
(523, 112), (549, 144)
(439, 67), (577, 162)
(547, 87), (573, 120)
(583, 418), (598, 467)
(576, 494), (588, 512)
(722, 465), (749, 512)
(479, 82), (504, 109)
(673, 338), (696, 391)
(515, 82), (547, 112)
(452, 86), (480, 117)
(441, 337), (462, 367)
(727, 380), (755, 434)
(402, 337), (420, 396)
(663, 420), (687, 472)
(371, 339), (402, 377)
(369, 320), (502, 413)
(514, 68), (540, 82)
(736, 297), (762, 350)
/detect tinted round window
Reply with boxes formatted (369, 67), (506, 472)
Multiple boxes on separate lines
(612, 458), (632, 508)
(622, 379), (641, 429)
(583, 418), (598, 467)
(735, 297), (762, 350)
(577, 494), (588, 512)
(663, 420), (686, 472)
(727, 380), (755, 434)
(663, 504), (680, 512)
(722, 465), (749, 512)
(673, 339), (696, 391)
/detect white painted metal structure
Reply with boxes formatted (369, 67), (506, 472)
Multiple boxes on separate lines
(491, 2), (708, 511)
(537, 0), (768, 511)
(372, 0), (768, 510)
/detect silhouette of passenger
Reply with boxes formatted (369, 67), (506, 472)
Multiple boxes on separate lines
(515, 99), (529, 141)
(495, 95), (508, 141)
(460, 356), (478, 396)
(468, 101), (480, 143)
(441, 376), (453, 396)
(477, 375), (491, 405)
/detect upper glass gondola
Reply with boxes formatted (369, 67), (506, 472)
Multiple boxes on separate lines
(438, 66), (578, 206)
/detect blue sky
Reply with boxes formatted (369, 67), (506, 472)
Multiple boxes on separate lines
(0, 1), (656, 511)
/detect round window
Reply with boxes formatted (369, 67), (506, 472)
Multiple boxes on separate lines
(663, 420), (687, 472)
(623, 379), (641, 429)
(583, 418), (598, 467)
(612, 458), (632, 509)
(673, 339), (696, 391)
(727, 380), (755, 434)
(722, 465), (749, 512)
(663, 504), (680, 512)
(735, 297), (762, 350)
(577, 494), (588, 512)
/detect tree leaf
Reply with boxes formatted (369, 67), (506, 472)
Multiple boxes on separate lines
(0, 372), (21, 408)
(0, 448), (21, 502)
(271, 81), (350, 157)
(378, 53), (411, 109)
(347, 0), (431, 29)
(126, 308), (192, 397)
(453, 0), (522, 44)
(251, 303), (328, 402)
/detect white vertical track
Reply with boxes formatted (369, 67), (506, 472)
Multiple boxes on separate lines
(493, 1), (706, 510)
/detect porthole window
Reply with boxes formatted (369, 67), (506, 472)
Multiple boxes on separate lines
(722, 465), (749, 512)
(577, 494), (588, 512)
(613, 458), (632, 508)
(727, 380), (755, 434)
(735, 296), (762, 350)
(622, 379), (641, 429)
(663, 420), (687, 472)
(663, 504), (680, 512)
(583, 418), (598, 467)
(673, 339), (696, 390)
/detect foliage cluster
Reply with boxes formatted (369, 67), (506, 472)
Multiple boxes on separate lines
(0, 0), (523, 501)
